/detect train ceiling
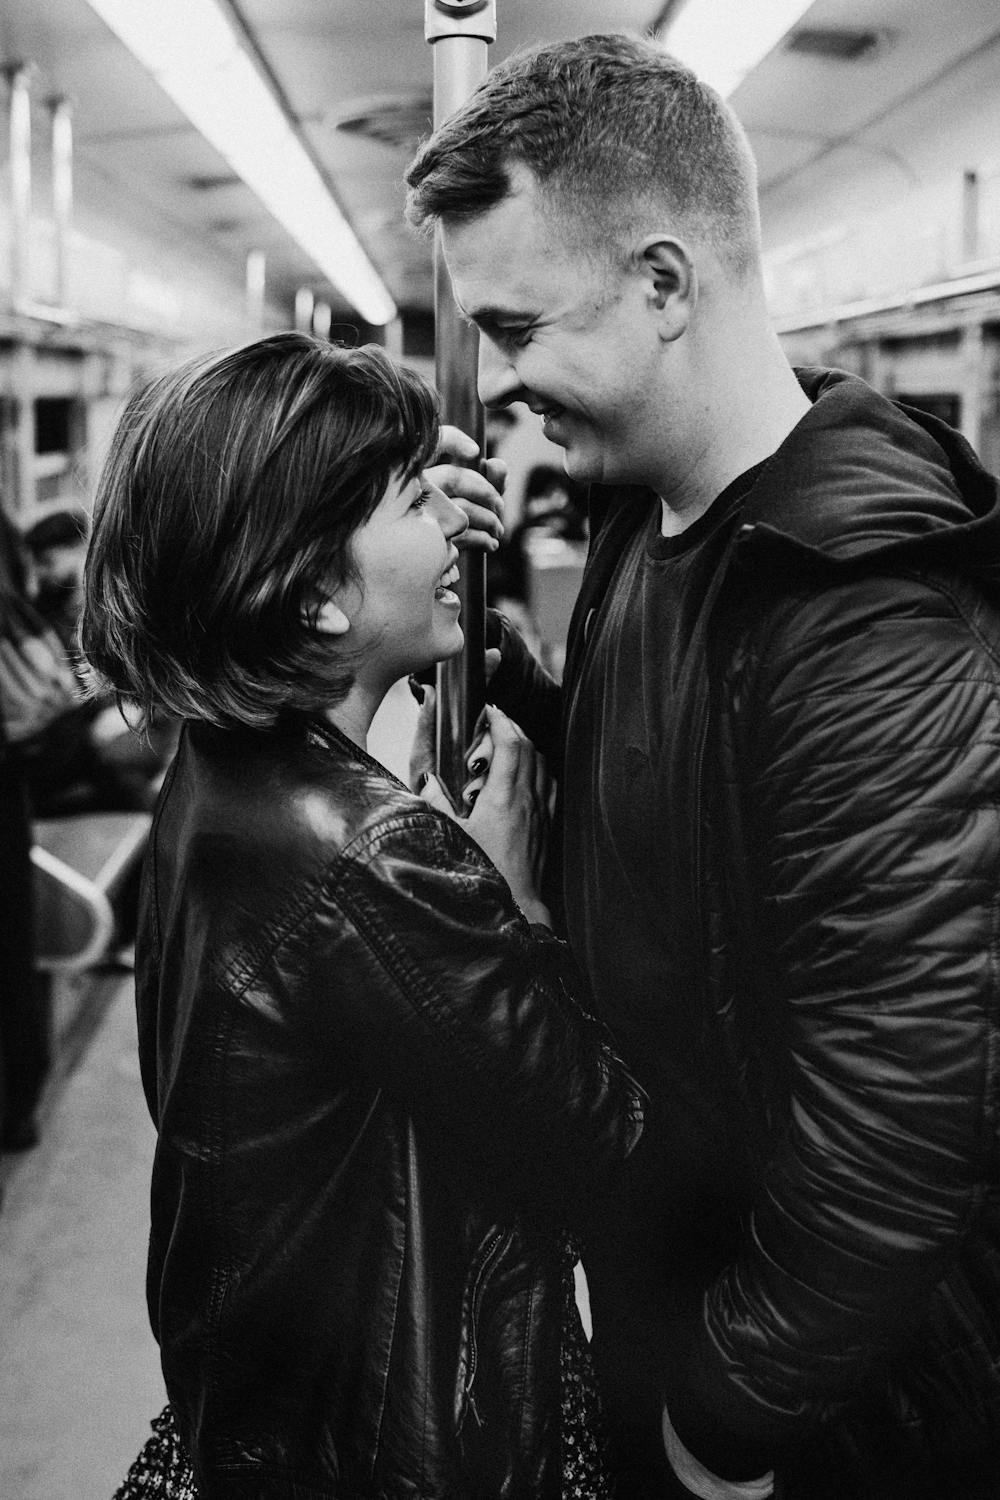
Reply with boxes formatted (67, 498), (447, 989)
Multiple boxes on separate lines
(0, 0), (998, 322)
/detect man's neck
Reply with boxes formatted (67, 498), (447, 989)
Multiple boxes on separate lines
(657, 334), (811, 537)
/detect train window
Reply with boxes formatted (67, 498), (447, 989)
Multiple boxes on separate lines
(35, 397), (73, 455)
(34, 397), (79, 503)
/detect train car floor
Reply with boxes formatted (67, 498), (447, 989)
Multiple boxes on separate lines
(0, 971), (163, 1500)
(0, 679), (421, 1498)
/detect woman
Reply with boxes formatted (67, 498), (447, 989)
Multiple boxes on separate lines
(81, 332), (642, 1499)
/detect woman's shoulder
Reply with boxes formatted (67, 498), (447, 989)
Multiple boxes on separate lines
(176, 715), (488, 883)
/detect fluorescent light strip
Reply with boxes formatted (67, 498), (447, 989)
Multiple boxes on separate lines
(662, 0), (816, 97)
(85, 0), (397, 325)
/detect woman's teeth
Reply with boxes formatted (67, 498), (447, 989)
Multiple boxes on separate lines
(436, 563), (460, 596)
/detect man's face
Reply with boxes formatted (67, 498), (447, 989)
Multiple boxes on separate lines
(442, 167), (666, 489)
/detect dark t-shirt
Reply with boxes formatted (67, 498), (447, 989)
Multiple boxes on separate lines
(561, 464), (763, 1285)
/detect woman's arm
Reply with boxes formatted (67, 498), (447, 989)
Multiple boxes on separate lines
(299, 804), (642, 1228)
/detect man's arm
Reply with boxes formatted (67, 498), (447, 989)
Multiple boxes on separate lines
(298, 804), (642, 1228)
(486, 609), (564, 764)
(670, 569), (1000, 1472)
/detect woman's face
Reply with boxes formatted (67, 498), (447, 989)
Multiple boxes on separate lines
(336, 468), (468, 692)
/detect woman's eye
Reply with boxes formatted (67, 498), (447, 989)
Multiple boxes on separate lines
(412, 487), (431, 510)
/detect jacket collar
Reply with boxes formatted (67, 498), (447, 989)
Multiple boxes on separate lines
(737, 367), (1000, 580)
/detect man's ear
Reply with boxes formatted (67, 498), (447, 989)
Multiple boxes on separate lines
(307, 597), (351, 636)
(638, 235), (696, 341)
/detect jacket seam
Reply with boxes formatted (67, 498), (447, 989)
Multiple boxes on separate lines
(217, 806), (481, 1003)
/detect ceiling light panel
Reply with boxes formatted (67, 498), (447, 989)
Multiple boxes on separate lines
(83, 0), (397, 324)
(662, 0), (818, 97)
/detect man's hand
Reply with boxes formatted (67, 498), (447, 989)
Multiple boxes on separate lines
(424, 424), (506, 551)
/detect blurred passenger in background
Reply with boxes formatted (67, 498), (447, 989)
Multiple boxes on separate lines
(21, 505), (174, 818)
(487, 463), (587, 663)
(0, 508), (78, 1152)
(407, 30), (1000, 1500)
(490, 462), (587, 607)
(23, 504), (88, 650)
(82, 331), (642, 1500)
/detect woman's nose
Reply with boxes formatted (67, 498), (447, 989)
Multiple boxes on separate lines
(436, 492), (470, 540)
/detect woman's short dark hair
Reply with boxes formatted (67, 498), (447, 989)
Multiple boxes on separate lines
(82, 332), (438, 729)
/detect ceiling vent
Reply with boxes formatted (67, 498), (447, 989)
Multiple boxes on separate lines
(785, 27), (886, 62)
(328, 92), (434, 149)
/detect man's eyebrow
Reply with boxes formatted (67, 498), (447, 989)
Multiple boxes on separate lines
(459, 303), (530, 327)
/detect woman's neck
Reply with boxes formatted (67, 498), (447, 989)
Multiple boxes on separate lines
(322, 680), (384, 750)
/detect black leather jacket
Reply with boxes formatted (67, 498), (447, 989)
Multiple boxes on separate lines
(136, 714), (642, 1499)
(493, 368), (1000, 1484)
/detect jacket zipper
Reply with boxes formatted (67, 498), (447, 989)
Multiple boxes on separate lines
(458, 1228), (513, 1435)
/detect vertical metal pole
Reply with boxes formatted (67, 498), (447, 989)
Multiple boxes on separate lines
(49, 95), (73, 309)
(294, 286), (314, 332)
(5, 65), (32, 312)
(245, 249), (266, 330)
(425, 0), (497, 800)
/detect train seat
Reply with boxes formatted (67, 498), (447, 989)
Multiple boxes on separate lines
(31, 811), (151, 973)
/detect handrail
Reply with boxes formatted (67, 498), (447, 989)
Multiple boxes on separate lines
(30, 843), (115, 974)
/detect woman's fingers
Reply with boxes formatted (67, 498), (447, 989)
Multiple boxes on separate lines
(434, 423), (508, 495)
(434, 423), (479, 465)
(424, 462), (505, 548)
(425, 426), (507, 552)
(474, 706), (527, 803)
(408, 684), (436, 793)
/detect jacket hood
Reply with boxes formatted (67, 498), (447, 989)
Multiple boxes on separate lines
(740, 367), (1000, 582)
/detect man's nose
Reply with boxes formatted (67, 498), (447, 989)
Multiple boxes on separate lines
(477, 338), (522, 409)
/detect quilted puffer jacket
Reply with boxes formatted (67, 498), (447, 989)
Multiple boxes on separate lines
(135, 713), (642, 1499)
(492, 367), (1000, 1485)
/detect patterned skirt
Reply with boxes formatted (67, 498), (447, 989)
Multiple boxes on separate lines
(114, 1247), (614, 1499)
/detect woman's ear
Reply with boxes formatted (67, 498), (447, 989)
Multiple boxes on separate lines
(307, 597), (351, 636)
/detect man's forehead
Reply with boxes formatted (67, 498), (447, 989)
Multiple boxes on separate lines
(442, 191), (575, 321)
(443, 240), (544, 322)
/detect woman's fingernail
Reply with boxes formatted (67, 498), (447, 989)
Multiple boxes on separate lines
(465, 788), (479, 807)
(468, 757), (487, 777)
(408, 675), (426, 705)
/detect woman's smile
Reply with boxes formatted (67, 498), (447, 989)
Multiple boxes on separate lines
(435, 552), (462, 606)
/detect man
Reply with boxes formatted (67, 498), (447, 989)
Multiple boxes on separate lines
(405, 32), (1000, 1500)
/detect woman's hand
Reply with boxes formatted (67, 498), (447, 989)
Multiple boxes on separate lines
(407, 650), (501, 795)
(423, 424), (506, 551)
(421, 704), (552, 926)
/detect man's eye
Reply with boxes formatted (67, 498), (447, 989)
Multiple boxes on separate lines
(499, 326), (532, 348)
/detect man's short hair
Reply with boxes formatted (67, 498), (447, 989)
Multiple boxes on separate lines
(405, 31), (761, 278)
(82, 332), (438, 730)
